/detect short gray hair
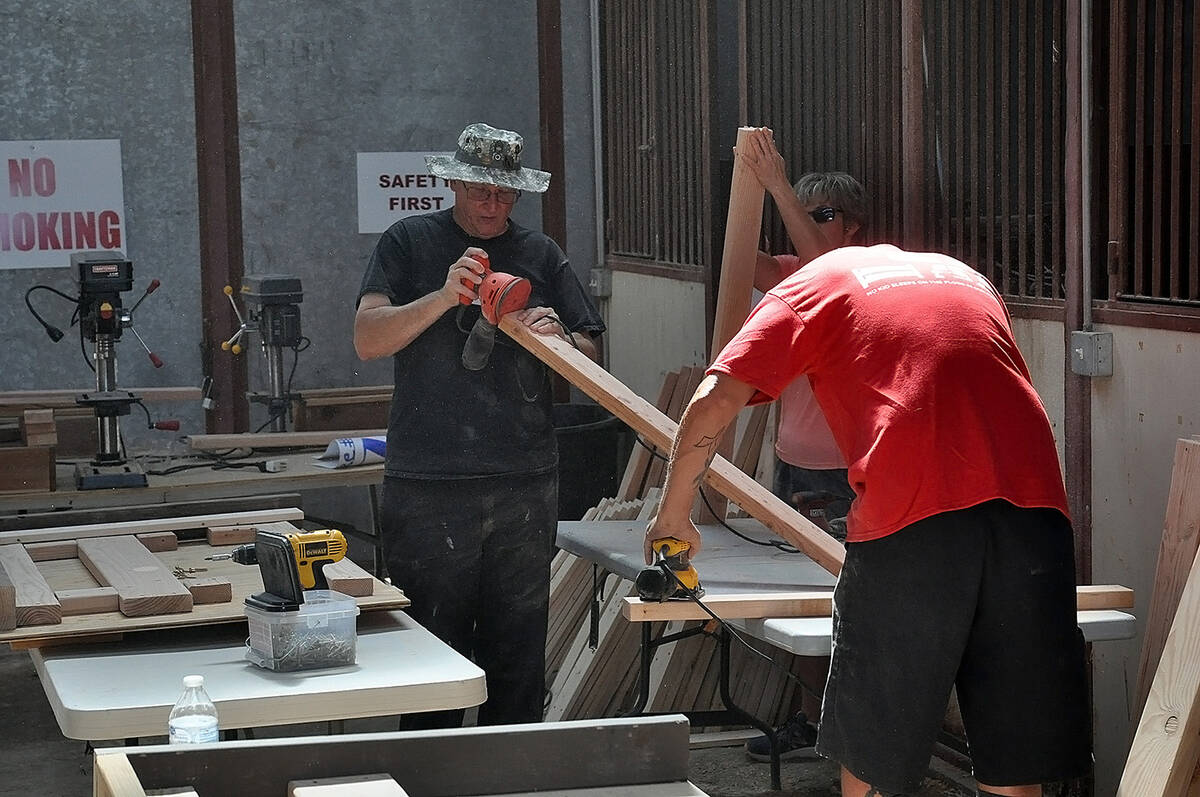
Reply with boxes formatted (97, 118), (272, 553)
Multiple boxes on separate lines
(792, 172), (867, 229)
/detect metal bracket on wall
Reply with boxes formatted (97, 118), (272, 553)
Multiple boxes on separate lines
(1069, 330), (1114, 377)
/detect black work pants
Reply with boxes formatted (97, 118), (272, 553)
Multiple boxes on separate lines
(379, 471), (557, 728)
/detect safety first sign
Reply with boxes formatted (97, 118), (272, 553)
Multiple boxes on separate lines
(357, 151), (455, 233)
(0, 139), (126, 270)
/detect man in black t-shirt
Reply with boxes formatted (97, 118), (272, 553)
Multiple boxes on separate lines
(355, 123), (605, 727)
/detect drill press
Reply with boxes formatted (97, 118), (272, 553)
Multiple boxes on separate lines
(222, 274), (304, 433)
(70, 251), (159, 489)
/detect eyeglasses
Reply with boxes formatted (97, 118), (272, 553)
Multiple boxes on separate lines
(808, 206), (842, 224)
(461, 182), (521, 205)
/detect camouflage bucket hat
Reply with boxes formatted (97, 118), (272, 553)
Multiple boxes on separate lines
(426, 123), (551, 194)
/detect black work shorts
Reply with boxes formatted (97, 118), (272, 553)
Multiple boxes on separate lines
(815, 500), (1092, 792)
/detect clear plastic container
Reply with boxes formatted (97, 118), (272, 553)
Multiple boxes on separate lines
(168, 674), (219, 744)
(244, 589), (359, 672)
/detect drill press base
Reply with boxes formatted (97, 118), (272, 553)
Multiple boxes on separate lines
(75, 461), (148, 490)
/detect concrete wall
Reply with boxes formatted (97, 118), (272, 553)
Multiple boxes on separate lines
(1, 0), (600, 443)
(1, 2), (202, 451)
(605, 271), (708, 402)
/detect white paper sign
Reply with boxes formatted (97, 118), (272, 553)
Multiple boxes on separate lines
(0, 139), (126, 269)
(357, 151), (455, 233)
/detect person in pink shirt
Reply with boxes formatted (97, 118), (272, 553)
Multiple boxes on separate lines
(646, 134), (1088, 795)
(741, 131), (865, 762)
(751, 158), (867, 545)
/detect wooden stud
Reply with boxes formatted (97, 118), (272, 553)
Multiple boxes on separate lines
(324, 558), (375, 597)
(77, 536), (194, 617)
(206, 524), (259, 546)
(1119, 545), (1200, 793)
(0, 543), (61, 625)
(185, 577), (233, 605)
(24, 540), (78, 562)
(623, 585), (1133, 622)
(0, 562), (14, 631)
(185, 429), (386, 451)
(0, 508), (304, 546)
(58, 586), (120, 616)
(136, 531), (178, 553)
(1134, 438), (1200, 725)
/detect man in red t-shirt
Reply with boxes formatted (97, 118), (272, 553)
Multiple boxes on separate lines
(645, 242), (1090, 795)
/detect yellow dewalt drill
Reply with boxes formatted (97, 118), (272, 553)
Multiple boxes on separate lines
(208, 528), (347, 610)
(636, 537), (704, 602)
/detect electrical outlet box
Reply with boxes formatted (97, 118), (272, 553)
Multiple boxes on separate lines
(589, 268), (612, 298)
(1069, 330), (1114, 377)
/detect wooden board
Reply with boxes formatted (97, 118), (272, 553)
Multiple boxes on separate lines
(185, 577), (232, 605)
(704, 126), (767, 521)
(499, 316), (846, 576)
(324, 558), (375, 597)
(59, 587), (120, 616)
(0, 543), (61, 625)
(289, 773), (409, 796)
(0, 535), (408, 646)
(0, 444), (55, 493)
(1134, 438), (1200, 725)
(0, 508), (304, 546)
(623, 584), (1135, 622)
(1119, 545), (1200, 794)
(185, 429), (387, 451)
(0, 561), (14, 631)
(77, 536), (194, 617)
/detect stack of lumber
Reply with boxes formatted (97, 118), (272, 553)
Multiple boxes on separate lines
(0, 408), (58, 493)
(544, 367), (801, 728)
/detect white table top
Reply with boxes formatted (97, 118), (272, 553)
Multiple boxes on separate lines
(32, 610), (486, 741)
(556, 519), (1136, 655)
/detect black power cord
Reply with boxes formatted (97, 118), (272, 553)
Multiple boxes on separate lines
(646, 561), (807, 690)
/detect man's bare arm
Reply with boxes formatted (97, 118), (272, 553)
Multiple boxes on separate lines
(644, 373), (757, 560)
(353, 248), (487, 360)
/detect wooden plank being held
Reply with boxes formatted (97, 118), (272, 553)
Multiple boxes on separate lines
(499, 316), (846, 576)
(704, 126), (768, 522)
(77, 536), (193, 617)
(0, 543), (61, 625)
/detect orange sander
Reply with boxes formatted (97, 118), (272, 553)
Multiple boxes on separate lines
(461, 253), (532, 370)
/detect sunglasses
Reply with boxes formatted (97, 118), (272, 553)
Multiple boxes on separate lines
(461, 182), (521, 205)
(808, 206), (842, 224)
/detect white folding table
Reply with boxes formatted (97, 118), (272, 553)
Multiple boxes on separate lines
(555, 517), (1136, 648)
(31, 609), (486, 742)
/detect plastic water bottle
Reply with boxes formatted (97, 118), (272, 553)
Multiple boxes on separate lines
(167, 674), (219, 744)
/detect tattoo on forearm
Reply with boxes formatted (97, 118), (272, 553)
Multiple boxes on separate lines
(687, 434), (721, 490)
